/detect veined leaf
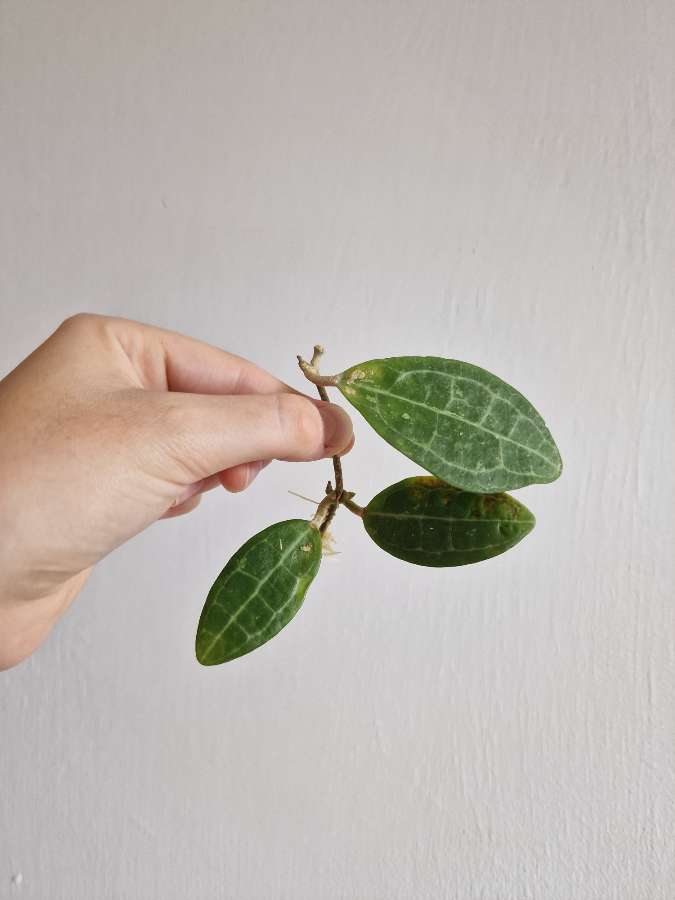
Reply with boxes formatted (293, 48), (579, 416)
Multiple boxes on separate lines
(336, 357), (562, 492)
(363, 476), (535, 567)
(196, 519), (322, 665)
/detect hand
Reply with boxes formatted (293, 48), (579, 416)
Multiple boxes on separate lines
(0, 314), (354, 670)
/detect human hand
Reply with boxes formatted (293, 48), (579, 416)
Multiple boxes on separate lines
(0, 314), (354, 670)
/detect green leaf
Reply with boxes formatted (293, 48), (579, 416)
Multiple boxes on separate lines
(195, 519), (322, 665)
(336, 357), (562, 492)
(363, 476), (535, 567)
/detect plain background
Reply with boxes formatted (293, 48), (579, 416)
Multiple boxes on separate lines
(1, 1), (674, 898)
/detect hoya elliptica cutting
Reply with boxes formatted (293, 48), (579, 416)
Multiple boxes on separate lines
(195, 346), (562, 666)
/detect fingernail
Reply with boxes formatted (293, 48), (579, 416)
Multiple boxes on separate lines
(337, 434), (355, 456)
(319, 405), (353, 455)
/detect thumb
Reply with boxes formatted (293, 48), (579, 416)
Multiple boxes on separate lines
(145, 391), (354, 484)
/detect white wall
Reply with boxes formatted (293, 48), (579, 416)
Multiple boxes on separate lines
(1, 1), (674, 897)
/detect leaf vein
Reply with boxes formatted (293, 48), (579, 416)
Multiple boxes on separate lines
(200, 530), (309, 660)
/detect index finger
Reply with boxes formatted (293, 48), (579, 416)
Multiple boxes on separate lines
(110, 316), (307, 398)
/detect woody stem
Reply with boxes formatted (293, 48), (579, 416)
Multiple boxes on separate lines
(298, 345), (344, 533)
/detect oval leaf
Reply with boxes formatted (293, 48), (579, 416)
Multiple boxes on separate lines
(337, 357), (562, 492)
(363, 476), (535, 567)
(196, 519), (322, 665)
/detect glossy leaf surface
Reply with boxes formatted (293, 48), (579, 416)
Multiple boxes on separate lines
(363, 476), (535, 567)
(337, 357), (562, 492)
(196, 519), (321, 665)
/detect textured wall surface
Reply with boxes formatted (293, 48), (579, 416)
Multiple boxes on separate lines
(1, 1), (674, 898)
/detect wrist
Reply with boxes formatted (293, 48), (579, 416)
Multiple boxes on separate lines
(0, 569), (91, 670)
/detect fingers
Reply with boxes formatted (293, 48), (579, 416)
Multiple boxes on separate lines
(51, 315), (356, 500)
(218, 433), (354, 493)
(219, 460), (271, 493)
(147, 391), (354, 484)
(172, 474), (222, 505)
(160, 494), (203, 519)
(100, 314), (305, 396)
(162, 433), (355, 498)
(169, 434), (355, 498)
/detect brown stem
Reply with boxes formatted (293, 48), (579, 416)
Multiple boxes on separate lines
(341, 492), (365, 518)
(299, 345), (345, 533)
(296, 346), (340, 387)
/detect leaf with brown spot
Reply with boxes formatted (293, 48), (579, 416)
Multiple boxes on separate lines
(363, 476), (535, 567)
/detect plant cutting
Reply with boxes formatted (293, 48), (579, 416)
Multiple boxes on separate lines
(195, 346), (562, 665)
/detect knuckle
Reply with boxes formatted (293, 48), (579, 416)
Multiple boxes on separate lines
(58, 312), (97, 332)
(57, 312), (111, 338)
(274, 394), (323, 452)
